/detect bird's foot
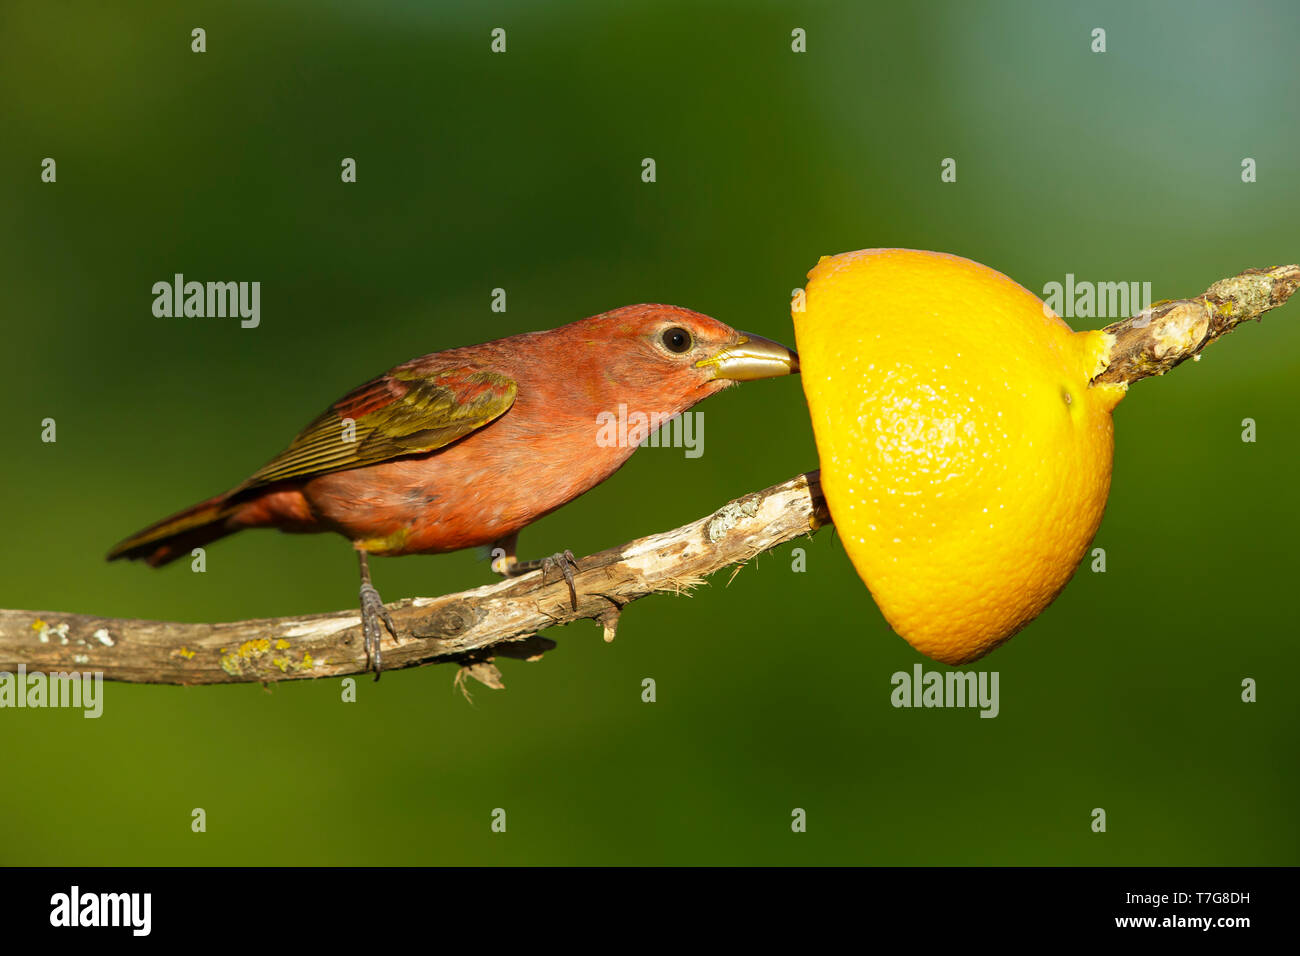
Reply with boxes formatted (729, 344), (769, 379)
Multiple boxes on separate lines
(504, 550), (580, 610)
(359, 583), (399, 681)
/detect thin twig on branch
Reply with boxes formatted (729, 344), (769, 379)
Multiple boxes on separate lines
(2, 264), (1293, 687)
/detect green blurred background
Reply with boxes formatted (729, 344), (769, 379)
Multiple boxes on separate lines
(2, 0), (1296, 865)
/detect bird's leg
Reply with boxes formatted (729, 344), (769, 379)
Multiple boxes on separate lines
(357, 550), (399, 681)
(490, 533), (580, 611)
(488, 532), (521, 576)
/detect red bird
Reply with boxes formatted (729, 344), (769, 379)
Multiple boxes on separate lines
(108, 305), (798, 676)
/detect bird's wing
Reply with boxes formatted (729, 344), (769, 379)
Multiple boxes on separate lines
(236, 365), (517, 490)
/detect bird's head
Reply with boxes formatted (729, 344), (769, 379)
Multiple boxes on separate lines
(563, 304), (799, 416)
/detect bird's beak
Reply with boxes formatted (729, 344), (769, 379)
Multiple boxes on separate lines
(696, 332), (800, 381)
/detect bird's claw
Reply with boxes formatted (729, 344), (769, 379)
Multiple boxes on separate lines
(542, 549), (580, 611)
(359, 583), (399, 681)
(504, 549), (580, 610)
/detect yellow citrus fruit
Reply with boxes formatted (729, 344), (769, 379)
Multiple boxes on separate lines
(793, 249), (1126, 664)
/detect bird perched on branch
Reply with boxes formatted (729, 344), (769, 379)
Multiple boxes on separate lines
(108, 305), (798, 677)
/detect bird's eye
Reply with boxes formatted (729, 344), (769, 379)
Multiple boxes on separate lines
(661, 327), (693, 353)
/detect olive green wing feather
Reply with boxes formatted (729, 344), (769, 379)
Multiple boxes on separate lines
(237, 366), (517, 491)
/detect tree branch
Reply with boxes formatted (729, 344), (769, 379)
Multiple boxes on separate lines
(3, 264), (1292, 687)
(1092, 264), (1299, 387)
(0, 473), (831, 687)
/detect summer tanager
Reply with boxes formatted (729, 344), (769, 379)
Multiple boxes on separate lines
(108, 305), (798, 676)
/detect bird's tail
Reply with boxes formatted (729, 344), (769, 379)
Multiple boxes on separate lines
(106, 492), (243, 567)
